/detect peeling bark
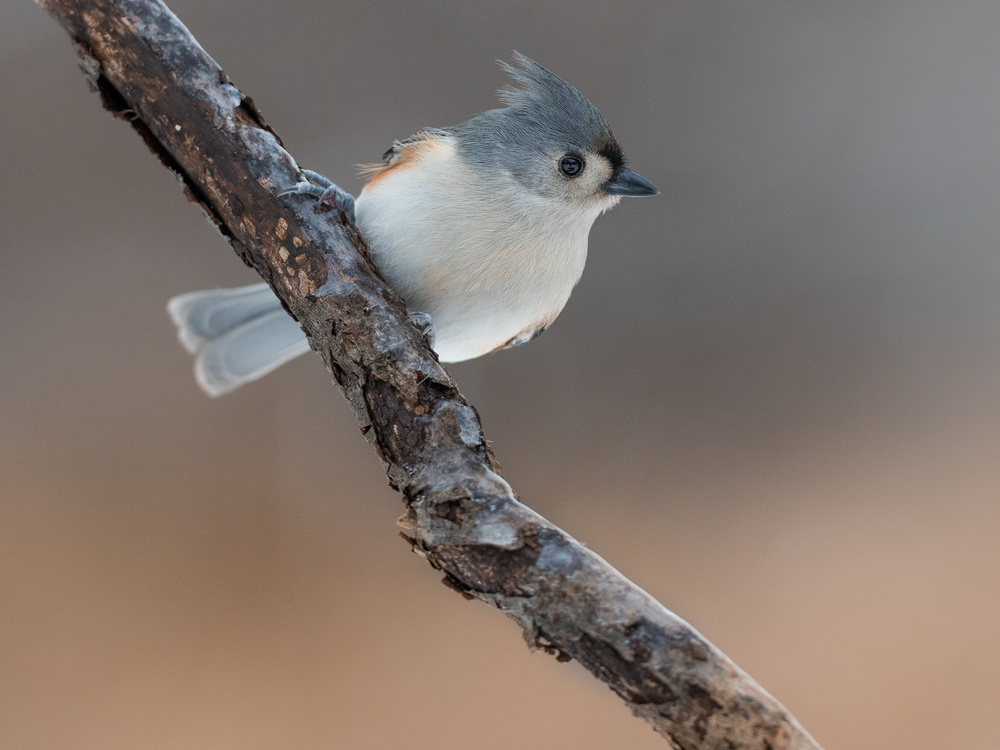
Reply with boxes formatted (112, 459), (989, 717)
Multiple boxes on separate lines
(36, 1), (823, 747)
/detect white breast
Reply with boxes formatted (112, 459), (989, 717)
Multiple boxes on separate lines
(354, 138), (608, 361)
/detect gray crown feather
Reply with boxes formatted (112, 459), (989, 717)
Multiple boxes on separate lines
(453, 53), (625, 191)
(495, 52), (617, 154)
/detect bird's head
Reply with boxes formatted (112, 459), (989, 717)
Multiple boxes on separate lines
(458, 52), (658, 211)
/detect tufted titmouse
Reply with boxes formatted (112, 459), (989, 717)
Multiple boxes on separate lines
(168, 53), (657, 396)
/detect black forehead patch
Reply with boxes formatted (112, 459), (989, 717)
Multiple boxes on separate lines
(596, 137), (625, 175)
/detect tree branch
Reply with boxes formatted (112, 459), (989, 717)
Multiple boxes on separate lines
(36, 1), (823, 747)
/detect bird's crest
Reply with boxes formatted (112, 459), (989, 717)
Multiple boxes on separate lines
(496, 52), (622, 168)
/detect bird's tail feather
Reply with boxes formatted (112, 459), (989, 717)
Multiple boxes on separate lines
(167, 283), (310, 397)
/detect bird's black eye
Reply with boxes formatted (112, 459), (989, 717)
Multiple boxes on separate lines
(559, 155), (584, 177)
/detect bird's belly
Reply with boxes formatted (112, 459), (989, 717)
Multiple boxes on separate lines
(394, 251), (578, 362)
(430, 305), (552, 362)
(355, 162), (594, 362)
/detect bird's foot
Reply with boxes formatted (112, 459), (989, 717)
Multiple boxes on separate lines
(408, 311), (436, 349)
(278, 169), (356, 223)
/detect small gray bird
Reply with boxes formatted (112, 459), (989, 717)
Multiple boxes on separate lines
(169, 52), (658, 396)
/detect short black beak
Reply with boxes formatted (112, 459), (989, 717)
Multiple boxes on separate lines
(604, 168), (659, 197)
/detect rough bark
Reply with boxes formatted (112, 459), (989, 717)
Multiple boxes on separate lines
(36, 1), (823, 748)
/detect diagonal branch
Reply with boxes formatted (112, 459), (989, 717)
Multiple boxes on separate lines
(35, 1), (823, 747)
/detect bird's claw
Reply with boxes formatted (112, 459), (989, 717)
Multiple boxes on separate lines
(408, 312), (436, 349)
(278, 169), (356, 223)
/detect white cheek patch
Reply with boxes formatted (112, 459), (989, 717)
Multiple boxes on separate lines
(590, 154), (614, 187)
(566, 153), (613, 200)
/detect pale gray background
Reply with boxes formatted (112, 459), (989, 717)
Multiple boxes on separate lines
(3, 2), (1000, 748)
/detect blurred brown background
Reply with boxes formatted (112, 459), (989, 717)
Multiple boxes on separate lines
(3, 1), (1000, 748)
